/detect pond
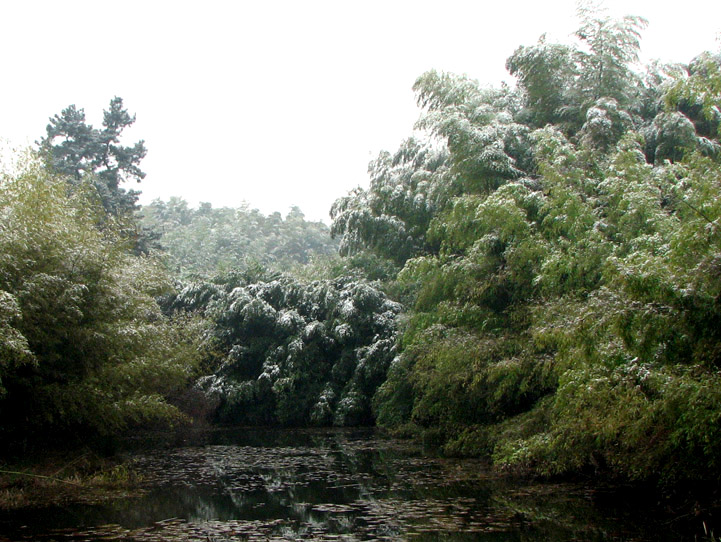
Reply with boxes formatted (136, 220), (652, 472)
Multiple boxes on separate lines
(0, 428), (702, 541)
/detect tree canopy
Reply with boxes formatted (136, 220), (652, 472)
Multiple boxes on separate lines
(170, 272), (401, 427)
(331, 7), (721, 485)
(39, 97), (147, 218)
(0, 153), (207, 444)
(140, 199), (339, 279)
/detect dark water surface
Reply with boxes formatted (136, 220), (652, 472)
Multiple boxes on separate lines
(0, 428), (700, 541)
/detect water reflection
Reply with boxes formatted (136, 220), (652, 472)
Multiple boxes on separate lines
(0, 428), (696, 541)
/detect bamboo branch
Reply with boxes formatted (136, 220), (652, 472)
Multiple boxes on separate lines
(0, 469), (82, 487)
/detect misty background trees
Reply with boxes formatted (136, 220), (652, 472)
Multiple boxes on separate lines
(140, 200), (338, 278)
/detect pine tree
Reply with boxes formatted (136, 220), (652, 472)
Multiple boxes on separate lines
(40, 97), (147, 217)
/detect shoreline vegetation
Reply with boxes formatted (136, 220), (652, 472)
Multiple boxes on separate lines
(0, 449), (143, 511)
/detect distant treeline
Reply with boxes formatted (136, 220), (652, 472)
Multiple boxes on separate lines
(139, 199), (339, 278)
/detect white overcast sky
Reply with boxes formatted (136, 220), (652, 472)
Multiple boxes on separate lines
(1, 1), (719, 222)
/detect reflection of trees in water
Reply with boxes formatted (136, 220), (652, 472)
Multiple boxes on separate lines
(0, 430), (694, 541)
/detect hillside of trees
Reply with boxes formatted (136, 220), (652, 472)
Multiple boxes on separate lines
(139, 199), (339, 278)
(1, 5), (720, 492)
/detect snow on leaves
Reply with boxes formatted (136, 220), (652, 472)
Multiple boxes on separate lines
(176, 275), (401, 426)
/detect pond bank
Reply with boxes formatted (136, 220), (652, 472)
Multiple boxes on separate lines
(0, 449), (143, 511)
(0, 427), (716, 541)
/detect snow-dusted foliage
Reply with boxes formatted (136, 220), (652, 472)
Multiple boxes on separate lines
(364, 7), (721, 486)
(139, 200), (339, 278)
(173, 274), (401, 426)
(330, 138), (451, 265)
(0, 155), (209, 440)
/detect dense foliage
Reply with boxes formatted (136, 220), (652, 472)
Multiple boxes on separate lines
(333, 7), (721, 484)
(140, 198), (339, 278)
(2, 4), (721, 493)
(169, 272), (401, 426)
(0, 154), (207, 443)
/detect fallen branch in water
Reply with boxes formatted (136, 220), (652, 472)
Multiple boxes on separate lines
(0, 469), (82, 487)
(51, 452), (90, 478)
